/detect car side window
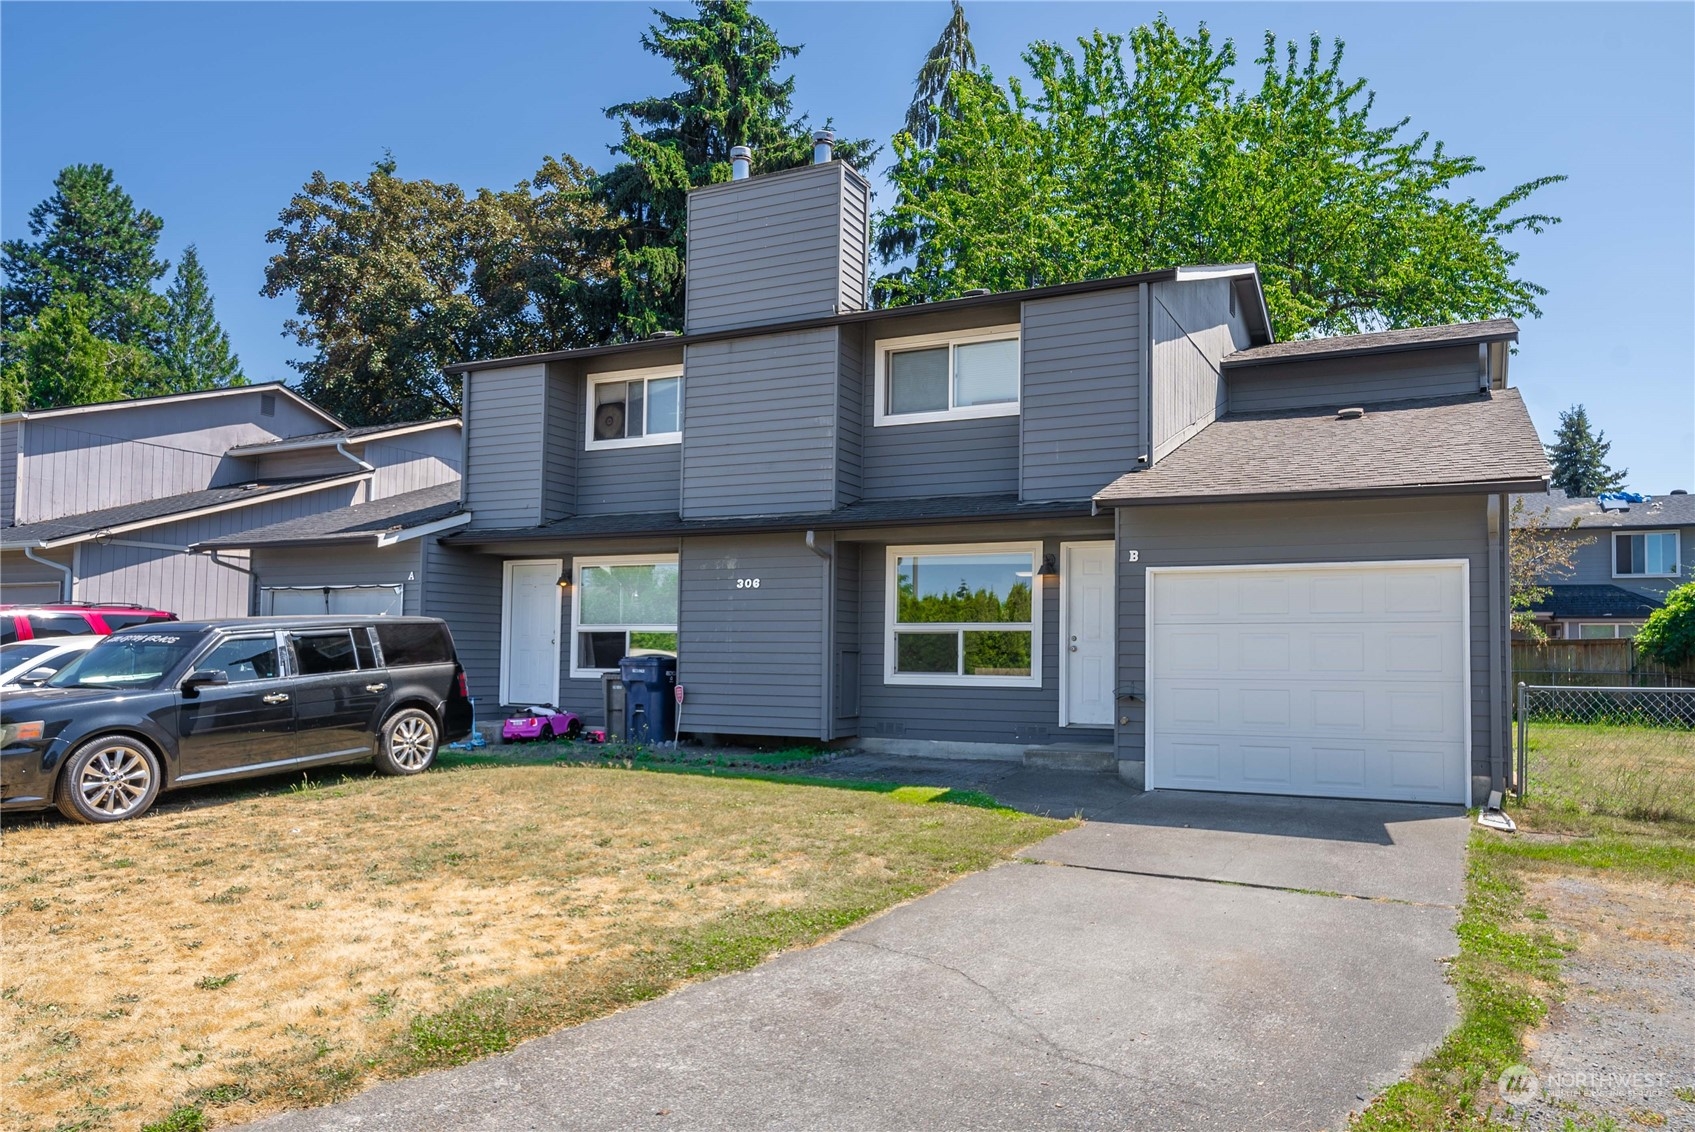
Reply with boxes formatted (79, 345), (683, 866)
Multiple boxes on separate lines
(290, 632), (360, 675)
(102, 612), (169, 631)
(197, 637), (281, 683)
(353, 628), (377, 670)
(25, 612), (94, 638)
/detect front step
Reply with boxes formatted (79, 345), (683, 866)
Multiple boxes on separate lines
(1022, 744), (1115, 773)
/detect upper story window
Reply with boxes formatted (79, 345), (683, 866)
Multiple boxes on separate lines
(873, 325), (1020, 426)
(587, 366), (682, 449)
(1613, 531), (1680, 578)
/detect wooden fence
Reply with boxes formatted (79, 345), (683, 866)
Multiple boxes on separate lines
(1513, 639), (1695, 688)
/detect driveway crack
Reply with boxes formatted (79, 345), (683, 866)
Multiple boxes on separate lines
(1020, 857), (1460, 910)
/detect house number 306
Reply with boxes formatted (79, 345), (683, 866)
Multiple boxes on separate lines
(735, 578), (762, 589)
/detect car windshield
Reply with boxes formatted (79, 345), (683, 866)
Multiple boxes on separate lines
(46, 631), (204, 690)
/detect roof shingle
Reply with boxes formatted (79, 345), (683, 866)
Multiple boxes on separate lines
(1512, 488), (1695, 530)
(192, 484), (464, 549)
(1222, 319), (1519, 368)
(1094, 389), (1549, 506)
(1528, 585), (1664, 619)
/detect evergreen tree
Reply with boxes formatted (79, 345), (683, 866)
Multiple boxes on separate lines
(156, 245), (245, 395)
(0, 294), (147, 412)
(1, 164), (169, 349)
(1547, 404), (1628, 496)
(597, 0), (874, 338)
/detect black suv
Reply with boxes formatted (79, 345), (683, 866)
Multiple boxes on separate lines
(1, 616), (474, 823)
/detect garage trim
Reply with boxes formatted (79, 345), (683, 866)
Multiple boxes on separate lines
(1145, 558), (1472, 805)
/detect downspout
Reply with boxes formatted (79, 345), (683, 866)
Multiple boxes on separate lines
(25, 546), (72, 602)
(1137, 282), (1152, 467)
(336, 440), (376, 503)
(805, 531), (833, 741)
(1486, 494), (1505, 801)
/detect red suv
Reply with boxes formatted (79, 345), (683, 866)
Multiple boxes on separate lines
(0, 603), (178, 645)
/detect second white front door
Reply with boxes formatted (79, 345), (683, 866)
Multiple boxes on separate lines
(502, 559), (562, 706)
(1063, 542), (1115, 726)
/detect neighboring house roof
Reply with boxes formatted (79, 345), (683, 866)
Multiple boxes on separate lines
(191, 484), (466, 549)
(447, 493), (1096, 545)
(224, 418), (460, 457)
(1222, 319), (1519, 368)
(1094, 389), (1549, 507)
(0, 473), (371, 549)
(1528, 584), (1664, 620)
(0, 381), (343, 429)
(443, 264), (1273, 375)
(1512, 488), (1695, 530)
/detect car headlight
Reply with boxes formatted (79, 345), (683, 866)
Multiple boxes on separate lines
(1, 721), (46, 746)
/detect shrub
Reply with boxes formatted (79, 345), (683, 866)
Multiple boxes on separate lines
(1636, 581), (1695, 667)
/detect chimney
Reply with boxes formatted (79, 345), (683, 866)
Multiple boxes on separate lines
(730, 145), (752, 181)
(812, 129), (835, 165)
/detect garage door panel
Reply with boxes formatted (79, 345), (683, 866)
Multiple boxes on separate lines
(1148, 562), (1469, 804)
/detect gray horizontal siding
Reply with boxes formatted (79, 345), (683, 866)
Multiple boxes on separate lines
(1226, 345), (1483, 412)
(685, 163), (870, 334)
(576, 443), (681, 515)
(862, 416), (1019, 500)
(1113, 495), (1496, 787)
(463, 365), (545, 527)
(250, 543), (424, 616)
(677, 533), (829, 736)
(1021, 288), (1141, 501)
(681, 329), (838, 518)
(836, 325), (864, 506)
(543, 364), (576, 522)
(420, 541), (504, 716)
(1550, 526), (1694, 600)
(855, 527), (1112, 747)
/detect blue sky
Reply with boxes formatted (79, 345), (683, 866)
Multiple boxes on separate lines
(4, 2), (1691, 491)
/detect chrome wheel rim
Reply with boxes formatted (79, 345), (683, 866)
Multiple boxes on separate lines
(77, 744), (152, 817)
(390, 716), (435, 770)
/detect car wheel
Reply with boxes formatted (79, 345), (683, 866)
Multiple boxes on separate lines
(564, 717), (583, 739)
(56, 735), (162, 824)
(375, 709), (438, 776)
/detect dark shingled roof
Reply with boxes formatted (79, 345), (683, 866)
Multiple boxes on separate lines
(1094, 390), (1549, 507)
(0, 474), (368, 548)
(448, 493), (1097, 544)
(1512, 488), (1695, 530)
(1529, 585), (1664, 620)
(192, 484), (464, 549)
(226, 418), (458, 455)
(1222, 319), (1519, 368)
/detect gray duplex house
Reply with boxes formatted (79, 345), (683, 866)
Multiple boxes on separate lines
(1513, 488), (1694, 638)
(281, 150), (1548, 807)
(1, 384), (461, 619)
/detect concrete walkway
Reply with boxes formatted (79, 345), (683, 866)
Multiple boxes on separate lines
(249, 758), (1469, 1132)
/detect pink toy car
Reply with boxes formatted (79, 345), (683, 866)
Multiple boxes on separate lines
(501, 707), (583, 743)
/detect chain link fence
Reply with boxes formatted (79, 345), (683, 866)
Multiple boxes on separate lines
(1515, 684), (1695, 824)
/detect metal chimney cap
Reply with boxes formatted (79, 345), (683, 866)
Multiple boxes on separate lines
(730, 145), (753, 180)
(730, 145), (753, 158)
(1336, 406), (1365, 420)
(810, 129), (835, 165)
(811, 129), (835, 143)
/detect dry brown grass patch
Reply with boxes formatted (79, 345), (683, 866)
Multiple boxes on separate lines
(1, 763), (1064, 1130)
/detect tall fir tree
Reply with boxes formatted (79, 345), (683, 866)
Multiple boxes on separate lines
(0, 295), (149, 412)
(156, 245), (245, 395)
(1547, 404), (1628, 496)
(1, 164), (168, 349)
(596, 0), (873, 338)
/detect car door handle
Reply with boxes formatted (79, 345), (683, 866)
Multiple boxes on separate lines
(366, 683), (387, 693)
(263, 693), (290, 704)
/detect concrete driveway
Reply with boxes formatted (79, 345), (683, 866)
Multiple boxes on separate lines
(248, 764), (1468, 1132)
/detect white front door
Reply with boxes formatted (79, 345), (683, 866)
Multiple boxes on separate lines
(501, 559), (562, 706)
(1062, 542), (1115, 727)
(1146, 561), (1470, 804)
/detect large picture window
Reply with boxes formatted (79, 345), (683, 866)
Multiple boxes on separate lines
(587, 366), (682, 449)
(885, 543), (1041, 687)
(873, 326), (1020, 426)
(1613, 531), (1680, 578)
(570, 554), (679, 676)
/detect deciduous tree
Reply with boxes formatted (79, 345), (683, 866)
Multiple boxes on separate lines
(1509, 497), (1595, 643)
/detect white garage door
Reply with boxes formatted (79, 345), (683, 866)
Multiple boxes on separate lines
(1147, 561), (1470, 804)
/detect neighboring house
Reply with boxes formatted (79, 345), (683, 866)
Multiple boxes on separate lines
(0, 385), (461, 619)
(1513, 488), (1695, 639)
(225, 151), (1551, 807)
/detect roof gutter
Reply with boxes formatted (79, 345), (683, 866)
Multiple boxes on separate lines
(225, 419), (460, 457)
(23, 547), (72, 601)
(1094, 476), (1552, 510)
(1221, 329), (1520, 369)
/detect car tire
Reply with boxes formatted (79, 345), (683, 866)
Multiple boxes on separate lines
(56, 735), (162, 824)
(564, 717), (583, 740)
(374, 708), (438, 776)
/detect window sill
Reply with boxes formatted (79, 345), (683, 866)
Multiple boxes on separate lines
(884, 673), (1041, 690)
(1612, 572), (1680, 580)
(873, 403), (1019, 428)
(584, 434), (681, 452)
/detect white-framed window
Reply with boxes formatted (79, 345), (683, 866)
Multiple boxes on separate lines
(873, 325), (1020, 426)
(261, 585), (403, 616)
(884, 542), (1042, 688)
(1573, 621), (1644, 640)
(569, 554), (679, 677)
(586, 365), (683, 449)
(1613, 531), (1680, 578)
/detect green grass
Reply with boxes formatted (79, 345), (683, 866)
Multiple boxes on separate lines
(1523, 720), (1695, 825)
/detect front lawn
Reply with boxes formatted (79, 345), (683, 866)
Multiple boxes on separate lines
(0, 759), (1067, 1131)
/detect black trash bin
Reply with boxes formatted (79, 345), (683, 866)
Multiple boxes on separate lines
(620, 655), (677, 744)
